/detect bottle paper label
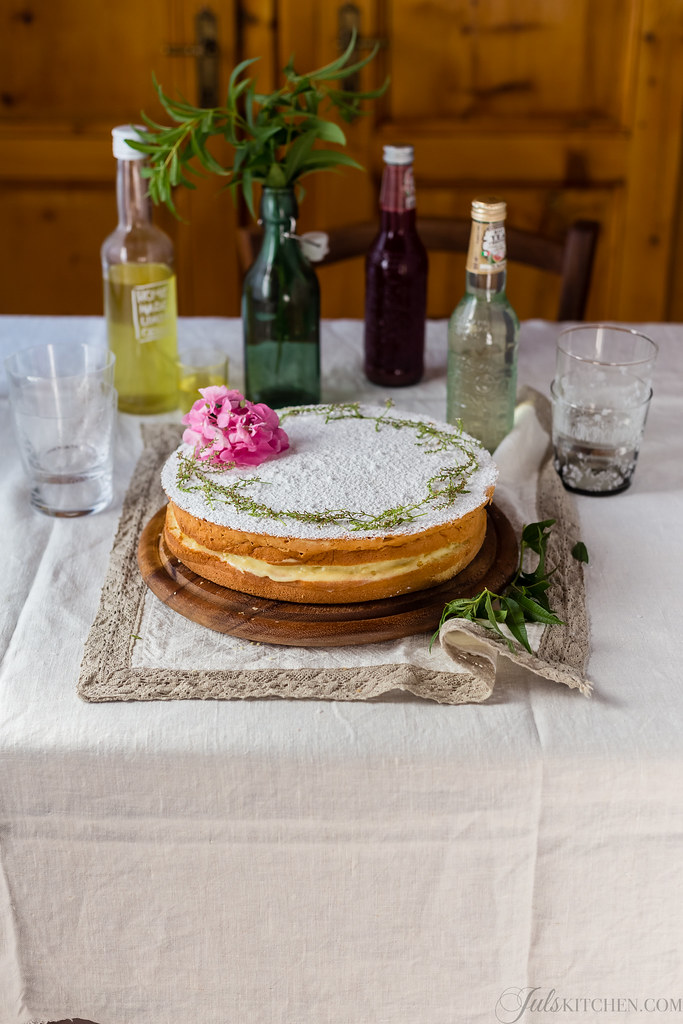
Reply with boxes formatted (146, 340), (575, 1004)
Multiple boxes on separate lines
(402, 167), (416, 210)
(131, 279), (172, 343)
(466, 220), (507, 274)
(380, 164), (416, 212)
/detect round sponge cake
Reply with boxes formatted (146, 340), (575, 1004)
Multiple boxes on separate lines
(160, 403), (498, 604)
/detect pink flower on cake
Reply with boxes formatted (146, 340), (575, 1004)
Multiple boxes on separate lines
(181, 386), (289, 468)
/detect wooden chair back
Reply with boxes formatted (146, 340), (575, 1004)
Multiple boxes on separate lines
(238, 217), (599, 321)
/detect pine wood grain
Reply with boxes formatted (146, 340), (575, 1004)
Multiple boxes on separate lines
(2, 1), (682, 320)
(0, 0), (240, 317)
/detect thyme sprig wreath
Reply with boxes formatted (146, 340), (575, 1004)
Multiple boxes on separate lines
(175, 402), (482, 533)
(128, 32), (387, 219)
(433, 520), (590, 655)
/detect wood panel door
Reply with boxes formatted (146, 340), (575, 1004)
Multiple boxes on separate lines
(3, 1), (682, 322)
(269, 0), (683, 322)
(0, 0), (240, 316)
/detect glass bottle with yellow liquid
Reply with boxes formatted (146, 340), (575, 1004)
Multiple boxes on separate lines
(102, 125), (178, 414)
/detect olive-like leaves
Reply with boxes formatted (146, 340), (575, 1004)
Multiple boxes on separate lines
(128, 30), (388, 219)
(433, 520), (589, 655)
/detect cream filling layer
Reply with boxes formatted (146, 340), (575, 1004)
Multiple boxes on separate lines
(168, 511), (470, 584)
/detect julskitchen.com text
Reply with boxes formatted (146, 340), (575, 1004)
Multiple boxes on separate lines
(495, 987), (683, 1022)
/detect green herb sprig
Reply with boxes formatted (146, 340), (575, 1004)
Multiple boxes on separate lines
(176, 450), (427, 531)
(129, 32), (387, 218)
(433, 520), (587, 654)
(175, 403), (483, 532)
(280, 401), (480, 462)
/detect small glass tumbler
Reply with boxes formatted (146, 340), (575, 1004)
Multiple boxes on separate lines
(552, 324), (658, 496)
(5, 342), (117, 517)
(177, 344), (230, 413)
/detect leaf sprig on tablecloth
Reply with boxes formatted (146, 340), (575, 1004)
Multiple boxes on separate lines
(435, 519), (588, 654)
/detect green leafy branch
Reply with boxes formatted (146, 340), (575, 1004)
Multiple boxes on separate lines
(128, 31), (388, 218)
(433, 520), (589, 654)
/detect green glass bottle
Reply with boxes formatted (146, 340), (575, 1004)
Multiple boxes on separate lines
(242, 188), (320, 408)
(447, 197), (520, 453)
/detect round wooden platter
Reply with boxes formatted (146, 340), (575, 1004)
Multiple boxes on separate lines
(137, 504), (518, 648)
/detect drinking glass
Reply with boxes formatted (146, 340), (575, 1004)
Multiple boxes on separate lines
(177, 344), (230, 413)
(551, 325), (658, 495)
(5, 342), (117, 517)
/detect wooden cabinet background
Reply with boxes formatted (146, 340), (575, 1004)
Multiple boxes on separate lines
(2, 0), (683, 322)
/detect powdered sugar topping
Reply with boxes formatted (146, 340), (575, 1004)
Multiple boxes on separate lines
(161, 404), (498, 540)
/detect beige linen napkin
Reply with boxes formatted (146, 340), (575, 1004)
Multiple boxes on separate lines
(79, 390), (591, 703)
(438, 390), (592, 698)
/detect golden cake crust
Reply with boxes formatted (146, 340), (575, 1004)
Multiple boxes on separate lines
(160, 403), (498, 605)
(163, 496), (492, 604)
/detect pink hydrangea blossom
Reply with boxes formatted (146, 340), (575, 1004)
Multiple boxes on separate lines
(181, 386), (289, 468)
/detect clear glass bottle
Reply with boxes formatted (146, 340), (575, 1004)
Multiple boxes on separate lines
(242, 187), (320, 408)
(102, 125), (178, 414)
(364, 144), (428, 386)
(447, 197), (520, 453)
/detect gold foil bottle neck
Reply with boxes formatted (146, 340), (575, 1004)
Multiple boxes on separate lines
(471, 197), (507, 223)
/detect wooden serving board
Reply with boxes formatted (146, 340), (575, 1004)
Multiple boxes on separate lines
(137, 504), (518, 648)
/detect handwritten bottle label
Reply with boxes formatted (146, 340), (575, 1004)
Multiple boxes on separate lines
(131, 279), (172, 343)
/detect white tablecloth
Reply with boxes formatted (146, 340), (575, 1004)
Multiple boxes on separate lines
(0, 317), (682, 1024)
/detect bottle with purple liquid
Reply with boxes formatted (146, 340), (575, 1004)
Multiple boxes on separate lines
(363, 145), (428, 386)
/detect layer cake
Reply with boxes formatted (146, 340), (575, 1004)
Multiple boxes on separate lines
(161, 403), (497, 604)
